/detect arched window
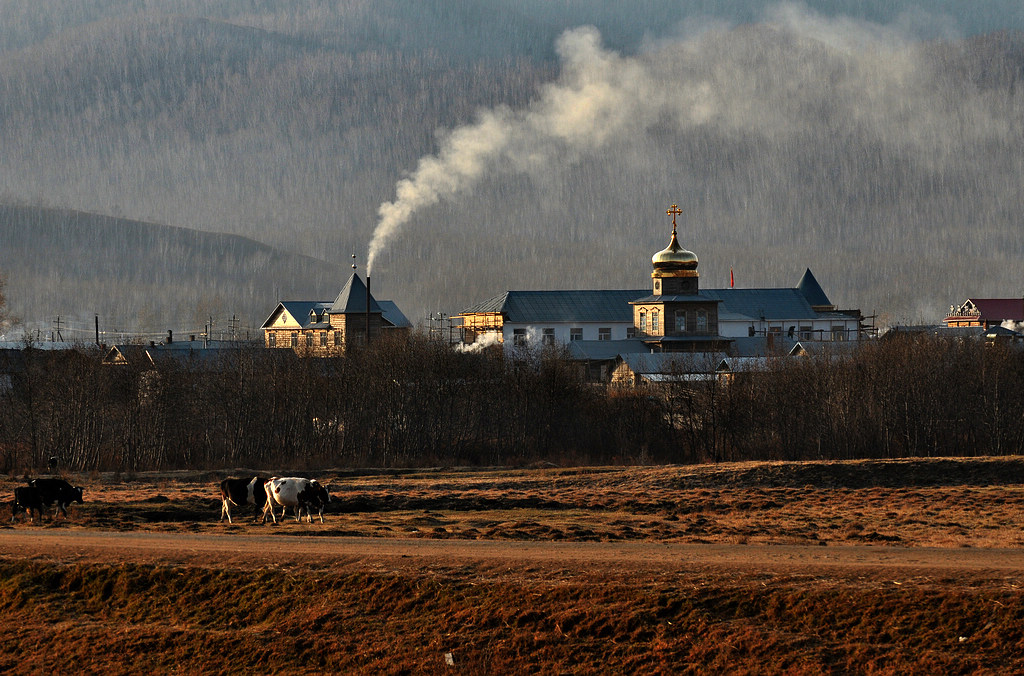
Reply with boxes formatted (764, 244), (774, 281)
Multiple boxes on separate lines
(651, 310), (659, 333)
(639, 310), (647, 333)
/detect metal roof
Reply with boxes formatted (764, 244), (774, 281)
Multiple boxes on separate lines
(462, 290), (647, 323)
(264, 301), (332, 330)
(705, 288), (822, 321)
(963, 299), (1024, 321)
(377, 300), (412, 328)
(567, 339), (647, 361)
(461, 273), (852, 325)
(727, 335), (799, 356)
(261, 273), (409, 330)
(796, 268), (832, 307)
(618, 351), (726, 374)
(331, 273), (383, 315)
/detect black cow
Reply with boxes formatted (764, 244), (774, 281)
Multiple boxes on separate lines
(29, 478), (84, 519)
(11, 486), (44, 522)
(219, 476), (269, 523)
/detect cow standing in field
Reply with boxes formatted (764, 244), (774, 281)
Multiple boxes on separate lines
(11, 486), (44, 522)
(29, 478), (84, 519)
(261, 477), (331, 524)
(219, 476), (270, 523)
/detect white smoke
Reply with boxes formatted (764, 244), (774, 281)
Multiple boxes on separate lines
(455, 331), (502, 353)
(367, 25), (664, 274)
(1000, 319), (1024, 333)
(366, 5), (968, 275)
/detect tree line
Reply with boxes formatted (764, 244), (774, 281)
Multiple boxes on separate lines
(0, 331), (1021, 474)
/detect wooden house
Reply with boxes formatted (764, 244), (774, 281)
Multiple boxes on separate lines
(261, 273), (411, 355)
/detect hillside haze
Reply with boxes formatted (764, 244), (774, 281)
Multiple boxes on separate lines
(0, 205), (347, 341)
(1, 1), (1023, 335)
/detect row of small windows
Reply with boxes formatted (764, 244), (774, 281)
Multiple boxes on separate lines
(762, 325), (850, 341)
(639, 309), (708, 334)
(268, 331), (344, 348)
(513, 327), (615, 345)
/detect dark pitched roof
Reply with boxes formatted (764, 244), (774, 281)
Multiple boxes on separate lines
(619, 351), (726, 374)
(797, 269), (832, 307)
(629, 292), (722, 304)
(461, 290), (647, 323)
(703, 288), (821, 322)
(377, 300), (412, 328)
(460, 270), (853, 326)
(567, 339), (647, 361)
(728, 335), (799, 356)
(261, 301), (332, 330)
(330, 273), (383, 315)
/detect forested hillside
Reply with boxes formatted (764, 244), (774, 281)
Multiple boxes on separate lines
(1, 1), (1023, 335)
(0, 205), (346, 340)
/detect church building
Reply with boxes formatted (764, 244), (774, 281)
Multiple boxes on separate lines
(456, 205), (867, 357)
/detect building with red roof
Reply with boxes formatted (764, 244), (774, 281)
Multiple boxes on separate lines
(944, 298), (1024, 329)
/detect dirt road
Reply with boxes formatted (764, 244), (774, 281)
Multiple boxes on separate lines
(4, 530), (1023, 579)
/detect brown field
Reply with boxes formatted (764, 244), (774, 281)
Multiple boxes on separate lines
(1, 457), (1023, 674)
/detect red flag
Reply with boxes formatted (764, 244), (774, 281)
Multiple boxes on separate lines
(730, 268), (734, 288)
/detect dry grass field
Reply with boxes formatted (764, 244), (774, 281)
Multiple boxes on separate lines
(1, 457), (1023, 674)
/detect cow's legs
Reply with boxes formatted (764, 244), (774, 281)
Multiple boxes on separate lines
(220, 499), (233, 523)
(261, 501), (278, 524)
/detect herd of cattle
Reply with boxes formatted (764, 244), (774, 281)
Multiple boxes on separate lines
(10, 475), (330, 524)
(11, 478), (84, 522)
(219, 476), (332, 524)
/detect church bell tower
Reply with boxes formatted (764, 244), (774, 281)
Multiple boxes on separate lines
(651, 204), (699, 296)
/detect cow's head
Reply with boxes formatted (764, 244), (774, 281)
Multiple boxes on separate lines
(311, 480), (331, 505)
(72, 486), (84, 503)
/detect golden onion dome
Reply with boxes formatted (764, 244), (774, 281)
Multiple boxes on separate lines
(652, 229), (698, 271)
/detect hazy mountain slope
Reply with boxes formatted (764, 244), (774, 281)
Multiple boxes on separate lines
(0, 2), (1023, 334)
(0, 205), (348, 339)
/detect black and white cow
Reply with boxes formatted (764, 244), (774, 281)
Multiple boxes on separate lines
(29, 478), (84, 519)
(11, 485), (44, 522)
(261, 477), (331, 524)
(219, 476), (269, 523)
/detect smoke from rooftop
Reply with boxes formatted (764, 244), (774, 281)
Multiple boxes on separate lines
(366, 4), (981, 281)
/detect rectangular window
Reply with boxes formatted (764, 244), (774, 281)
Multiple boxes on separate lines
(268, 332), (276, 348)
(570, 328), (583, 341)
(305, 333), (314, 347)
(831, 325), (846, 341)
(651, 311), (659, 333)
(542, 328), (555, 345)
(626, 327), (636, 339)
(675, 310), (686, 333)
(696, 310), (708, 334)
(598, 327), (611, 341)
(800, 325), (813, 340)
(513, 328), (527, 346)
(639, 311), (646, 333)
(334, 332), (343, 346)
(290, 332), (298, 347)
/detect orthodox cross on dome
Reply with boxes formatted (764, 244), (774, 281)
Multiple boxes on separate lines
(666, 204), (682, 235)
